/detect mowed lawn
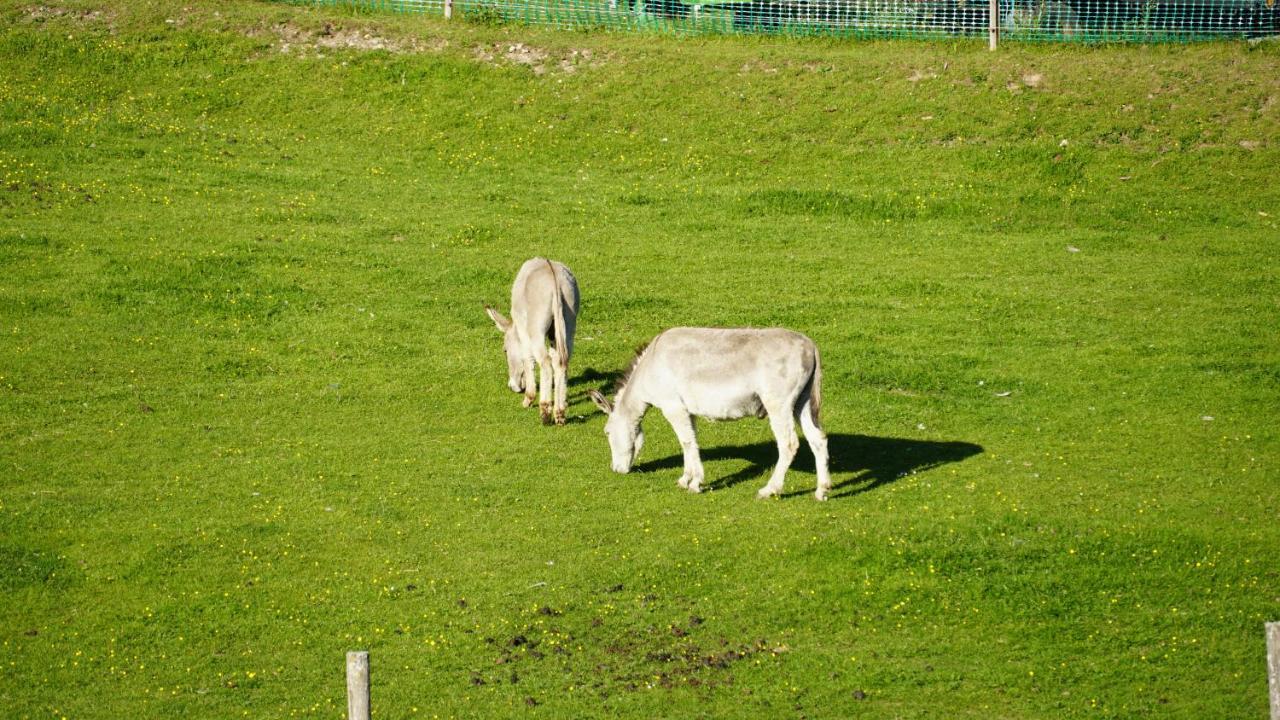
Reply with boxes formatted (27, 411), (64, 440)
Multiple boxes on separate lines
(1, 1), (1278, 717)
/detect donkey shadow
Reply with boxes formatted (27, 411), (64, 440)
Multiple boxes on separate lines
(632, 433), (983, 500)
(569, 367), (625, 398)
(485, 367), (617, 427)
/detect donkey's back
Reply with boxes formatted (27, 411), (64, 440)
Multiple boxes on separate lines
(643, 327), (820, 422)
(511, 259), (579, 351)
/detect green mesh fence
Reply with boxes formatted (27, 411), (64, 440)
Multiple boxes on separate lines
(305, 0), (1277, 41)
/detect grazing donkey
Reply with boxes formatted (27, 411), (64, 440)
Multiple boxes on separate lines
(588, 327), (832, 500)
(485, 258), (580, 425)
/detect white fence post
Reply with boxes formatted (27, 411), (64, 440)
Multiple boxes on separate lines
(347, 651), (370, 720)
(1268, 623), (1280, 720)
(988, 0), (998, 50)
(444, 0), (453, 19)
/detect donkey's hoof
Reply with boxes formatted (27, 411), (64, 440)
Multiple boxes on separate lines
(554, 411), (566, 426)
(522, 396), (535, 408)
(815, 491), (829, 502)
(686, 482), (702, 494)
(756, 488), (779, 500)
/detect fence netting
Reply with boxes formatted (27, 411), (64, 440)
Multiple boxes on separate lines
(305, 0), (1277, 41)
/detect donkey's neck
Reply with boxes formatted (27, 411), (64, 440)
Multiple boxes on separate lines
(614, 376), (650, 424)
(614, 342), (657, 422)
(611, 384), (645, 422)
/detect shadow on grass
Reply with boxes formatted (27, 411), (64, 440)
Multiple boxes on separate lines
(570, 366), (625, 398)
(495, 367), (622, 426)
(632, 433), (983, 500)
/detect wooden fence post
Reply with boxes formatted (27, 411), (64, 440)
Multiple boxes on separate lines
(1268, 622), (1280, 720)
(444, 0), (453, 19)
(988, 0), (999, 50)
(347, 651), (370, 720)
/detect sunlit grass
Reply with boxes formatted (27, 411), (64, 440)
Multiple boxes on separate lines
(0, 1), (1277, 717)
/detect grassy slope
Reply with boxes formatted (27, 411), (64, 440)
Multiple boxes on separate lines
(1, 1), (1278, 717)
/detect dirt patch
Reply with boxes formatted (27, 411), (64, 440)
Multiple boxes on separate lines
(248, 21), (603, 73)
(470, 598), (786, 696)
(253, 21), (448, 56)
(739, 60), (780, 75)
(503, 41), (548, 69)
(484, 625), (781, 692)
(1005, 71), (1046, 93)
(24, 4), (111, 24)
(473, 42), (601, 75)
(557, 49), (598, 74)
(633, 637), (786, 689)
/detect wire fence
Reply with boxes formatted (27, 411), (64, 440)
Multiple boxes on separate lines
(302, 0), (1278, 42)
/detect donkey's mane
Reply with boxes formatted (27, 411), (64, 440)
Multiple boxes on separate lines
(615, 340), (652, 396)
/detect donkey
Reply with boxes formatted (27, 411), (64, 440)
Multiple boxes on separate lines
(588, 327), (832, 500)
(485, 258), (580, 425)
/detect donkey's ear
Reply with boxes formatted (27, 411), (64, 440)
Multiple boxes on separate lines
(484, 304), (512, 332)
(588, 389), (612, 415)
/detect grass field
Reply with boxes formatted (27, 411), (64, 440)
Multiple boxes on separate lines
(2, 1), (1278, 717)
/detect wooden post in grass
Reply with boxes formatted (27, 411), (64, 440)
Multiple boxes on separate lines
(347, 651), (370, 720)
(1268, 623), (1280, 720)
(444, 0), (453, 20)
(988, 0), (999, 50)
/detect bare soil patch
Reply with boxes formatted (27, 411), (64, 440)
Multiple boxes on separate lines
(473, 42), (601, 75)
(23, 4), (111, 24)
(252, 21), (449, 56)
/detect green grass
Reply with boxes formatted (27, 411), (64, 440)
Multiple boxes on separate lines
(1, 1), (1278, 717)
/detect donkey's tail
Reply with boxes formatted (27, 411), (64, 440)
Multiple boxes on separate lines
(547, 259), (569, 368)
(807, 344), (823, 429)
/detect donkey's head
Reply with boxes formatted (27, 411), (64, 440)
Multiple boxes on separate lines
(484, 305), (524, 394)
(588, 389), (644, 473)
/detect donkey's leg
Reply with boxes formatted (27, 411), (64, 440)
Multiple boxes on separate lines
(533, 345), (553, 424)
(521, 355), (537, 409)
(797, 400), (832, 501)
(757, 410), (800, 499)
(549, 346), (568, 426)
(661, 406), (704, 493)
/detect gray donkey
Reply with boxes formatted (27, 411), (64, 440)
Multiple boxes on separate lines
(485, 258), (580, 425)
(589, 327), (832, 500)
